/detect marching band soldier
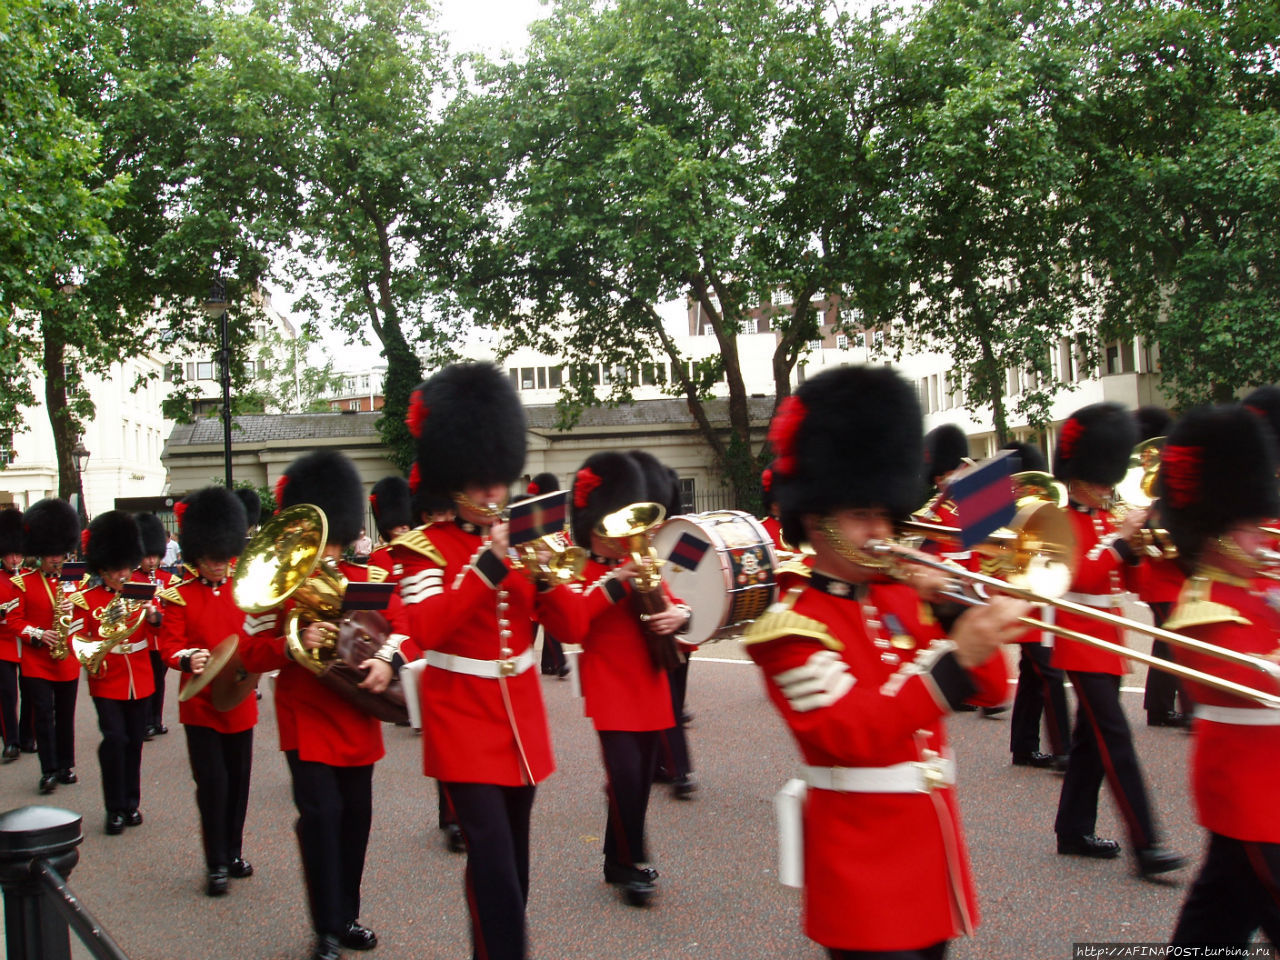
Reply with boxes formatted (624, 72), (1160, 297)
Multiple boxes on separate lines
(77, 510), (155, 835)
(134, 512), (175, 739)
(0, 507), (27, 761)
(629, 449), (699, 800)
(744, 366), (1026, 960)
(1048, 402), (1184, 877)
(400, 362), (581, 960)
(366, 475), (414, 581)
(234, 487), (262, 540)
(156, 487), (257, 897)
(561, 451), (687, 905)
(1157, 404), (1280, 948)
(760, 468), (786, 551)
(1003, 441), (1069, 769)
(527, 473), (571, 680)
(917, 423), (978, 573)
(11, 498), (82, 794)
(238, 450), (404, 960)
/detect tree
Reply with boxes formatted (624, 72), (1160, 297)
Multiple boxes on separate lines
(450, 0), (900, 507)
(867, 0), (1096, 445)
(244, 0), (464, 471)
(237, 327), (346, 414)
(1073, 0), (1280, 405)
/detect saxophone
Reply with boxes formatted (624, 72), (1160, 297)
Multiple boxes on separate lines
(48, 596), (73, 661)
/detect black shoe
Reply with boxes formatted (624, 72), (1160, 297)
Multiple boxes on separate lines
(1011, 751), (1056, 768)
(653, 768), (675, 784)
(980, 705), (1009, 717)
(2, 744), (19, 762)
(604, 861), (658, 906)
(142, 725), (156, 742)
(124, 809), (143, 827)
(1057, 834), (1121, 859)
(155, 723), (168, 735)
(56, 768), (76, 784)
(1137, 845), (1187, 878)
(679, 710), (694, 726)
(228, 858), (253, 878)
(20, 742), (36, 754)
(311, 934), (341, 960)
(105, 812), (126, 835)
(557, 664), (571, 679)
(340, 921), (377, 951)
(954, 703), (979, 712)
(671, 774), (698, 800)
(443, 824), (465, 854)
(1051, 754), (1069, 772)
(1147, 711), (1191, 729)
(38, 774), (57, 795)
(205, 868), (229, 897)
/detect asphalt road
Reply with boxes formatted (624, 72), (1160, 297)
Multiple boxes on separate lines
(0, 638), (1226, 960)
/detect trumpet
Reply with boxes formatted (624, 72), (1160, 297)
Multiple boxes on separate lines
(865, 539), (1280, 709)
(510, 531), (588, 586)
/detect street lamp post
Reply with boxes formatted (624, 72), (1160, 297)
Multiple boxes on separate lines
(71, 439), (90, 525)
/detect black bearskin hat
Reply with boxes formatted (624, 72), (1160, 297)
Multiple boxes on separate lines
(177, 487), (248, 562)
(84, 511), (143, 576)
(0, 507), (23, 556)
(923, 424), (970, 483)
(526, 472), (560, 497)
(276, 450), (365, 548)
(1159, 405), (1279, 564)
(769, 366), (923, 548)
(407, 363), (526, 500)
(234, 488), (262, 528)
(136, 513), (167, 558)
(1001, 441), (1047, 474)
(571, 451), (649, 548)
(1053, 402), (1136, 486)
(1134, 406), (1172, 443)
(21, 499), (79, 557)
(416, 490), (455, 523)
(1242, 386), (1280, 445)
(370, 476), (413, 540)
(628, 450), (681, 519)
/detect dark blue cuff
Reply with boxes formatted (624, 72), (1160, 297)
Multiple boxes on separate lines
(929, 651), (979, 711)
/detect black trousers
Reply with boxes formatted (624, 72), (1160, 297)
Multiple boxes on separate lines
(599, 729), (660, 867)
(93, 697), (147, 813)
(539, 632), (566, 673)
(1142, 602), (1184, 720)
(0, 660), (19, 748)
(185, 725), (253, 871)
(1173, 832), (1280, 948)
(1009, 642), (1069, 756)
(441, 781), (536, 960)
(148, 650), (167, 728)
(657, 659), (693, 778)
(18, 671), (35, 748)
(26, 676), (77, 774)
(829, 942), (948, 959)
(285, 751), (373, 938)
(1054, 672), (1158, 850)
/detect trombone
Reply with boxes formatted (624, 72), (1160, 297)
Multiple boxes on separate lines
(866, 539), (1280, 709)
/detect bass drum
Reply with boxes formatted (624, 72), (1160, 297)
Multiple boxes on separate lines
(652, 510), (778, 645)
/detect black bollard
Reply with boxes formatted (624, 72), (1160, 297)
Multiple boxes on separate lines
(0, 806), (82, 960)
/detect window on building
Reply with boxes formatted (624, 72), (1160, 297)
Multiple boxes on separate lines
(641, 363), (657, 386)
(537, 367), (547, 389)
(521, 367), (535, 390)
(548, 365), (563, 389)
(807, 339), (822, 351)
(349, 400), (360, 411)
(835, 334), (848, 350)
(871, 330), (885, 352)
(679, 477), (696, 513)
(196, 361), (214, 380)
(508, 368), (519, 388)
(0, 430), (13, 467)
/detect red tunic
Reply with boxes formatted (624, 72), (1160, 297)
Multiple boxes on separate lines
(1133, 554), (1185, 606)
(157, 576), (257, 734)
(239, 560), (397, 767)
(11, 571), (83, 682)
(0, 568), (29, 663)
(1048, 504), (1141, 675)
(75, 584), (156, 701)
(745, 578), (1006, 952)
(130, 568), (175, 652)
(550, 559), (677, 732)
(400, 520), (578, 786)
(1166, 572), (1280, 844)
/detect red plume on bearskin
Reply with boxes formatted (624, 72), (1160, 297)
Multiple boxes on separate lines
(1159, 444), (1203, 510)
(80, 529), (91, 556)
(173, 501), (189, 529)
(273, 475), (289, 512)
(573, 468), (602, 509)
(405, 390), (430, 439)
(768, 395), (807, 476)
(1052, 403), (1135, 486)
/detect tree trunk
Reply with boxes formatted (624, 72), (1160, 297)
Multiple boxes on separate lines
(41, 320), (83, 516)
(977, 336), (1010, 447)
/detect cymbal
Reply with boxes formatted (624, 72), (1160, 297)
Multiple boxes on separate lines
(177, 634), (239, 703)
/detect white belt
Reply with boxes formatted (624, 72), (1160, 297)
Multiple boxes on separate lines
(803, 756), (956, 794)
(111, 640), (148, 656)
(1194, 704), (1280, 726)
(424, 648), (535, 679)
(1062, 591), (1132, 607)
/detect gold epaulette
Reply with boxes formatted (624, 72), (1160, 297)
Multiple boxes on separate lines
(1165, 577), (1252, 631)
(741, 588), (842, 651)
(366, 565), (388, 584)
(774, 558), (813, 580)
(391, 529), (445, 566)
(157, 584), (186, 606)
(71, 591), (89, 610)
(10, 573), (25, 592)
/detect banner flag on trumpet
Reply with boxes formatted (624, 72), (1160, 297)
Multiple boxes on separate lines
(667, 532), (712, 572)
(342, 581), (395, 612)
(508, 490), (568, 546)
(121, 582), (157, 603)
(60, 561), (87, 583)
(947, 450), (1018, 550)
